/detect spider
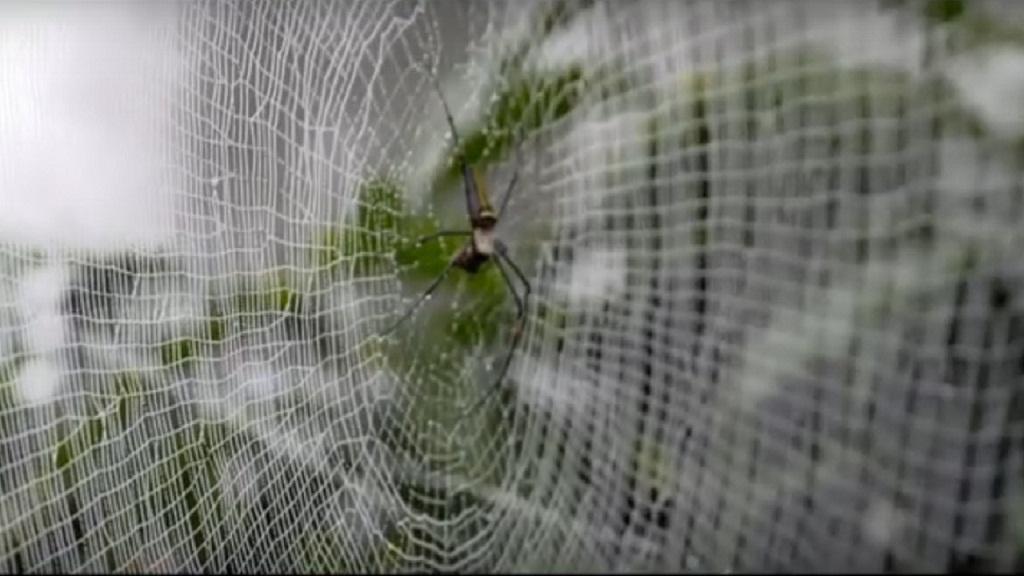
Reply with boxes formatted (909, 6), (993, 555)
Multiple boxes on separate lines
(380, 72), (531, 418)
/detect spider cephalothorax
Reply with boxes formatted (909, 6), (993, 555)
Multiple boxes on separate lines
(380, 72), (530, 418)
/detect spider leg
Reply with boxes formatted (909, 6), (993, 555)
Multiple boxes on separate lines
(496, 161), (519, 219)
(413, 230), (470, 246)
(497, 128), (525, 218)
(380, 257), (458, 337)
(427, 69), (461, 149)
(495, 242), (533, 384)
(456, 245), (532, 421)
(495, 240), (532, 310)
(493, 256), (524, 318)
(424, 68), (484, 225)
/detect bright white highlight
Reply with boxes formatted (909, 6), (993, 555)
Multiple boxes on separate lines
(0, 1), (177, 251)
(947, 46), (1024, 140)
(17, 263), (67, 358)
(16, 357), (60, 405)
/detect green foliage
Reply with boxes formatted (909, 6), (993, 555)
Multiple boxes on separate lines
(635, 437), (668, 485)
(539, 0), (594, 41)
(348, 179), (404, 275)
(957, 12), (1024, 52)
(161, 337), (196, 368)
(380, 530), (409, 572)
(390, 217), (455, 284)
(880, 0), (966, 23)
(104, 375), (225, 572)
(0, 359), (20, 409)
(924, 0), (966, 24)
(171, 421), (210, 568)
(49, 372), (152, 570)
(947, 242), (981, 276)
(54, 412), (105, 473)
(530, 299), (569, 336)
(313, 177), (409, 280)
(897, 0), (1024, 49)
(494, 0), (595, 79)
(114, 372), (140, 429)
(432, 66), (587, 196)
(312, 227), (345, 276)
(53, 372), (143, 491)
(301, 532), (352, 574)
(206, 316), (225, 342)
(315, 174), (518, 353)
(272, 284), (304, 315)
(307, 171), (515, 448)
(311, 175), (458, 286)
(444, 268), (509, 348)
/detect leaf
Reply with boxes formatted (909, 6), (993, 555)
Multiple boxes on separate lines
(432, 66), (588, 196)
(313, 176), (412, 281)
(160, 338), (196, 368)
(924, 0), (966, 24)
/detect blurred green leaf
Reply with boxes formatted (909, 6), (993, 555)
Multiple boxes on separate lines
(301, 532), (351, 574)
(924, 0), (966, 23)
(312, 227), (344, 274)
(173, 424), (209, 568)
(432, 67), (587, 196)
(114, 372), (141, 430)
(160, 338), (196, 368)
(312, 177), (409, 281)
(54, 403), (109, 474)
(206, 316), (226, 342)
(635, 437), (672, 495)
(0, 359), (20, 410)
(272, 284), (303, 315)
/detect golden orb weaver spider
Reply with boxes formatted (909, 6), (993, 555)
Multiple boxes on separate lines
(380, 71), (531, 419)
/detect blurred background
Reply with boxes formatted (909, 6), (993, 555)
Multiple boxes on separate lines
(1, 0), (1023, 572)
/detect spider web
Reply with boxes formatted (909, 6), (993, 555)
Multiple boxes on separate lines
(1, 0), (1024, 572)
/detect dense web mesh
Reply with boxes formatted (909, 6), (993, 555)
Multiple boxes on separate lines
(1, 0), (1024, 572)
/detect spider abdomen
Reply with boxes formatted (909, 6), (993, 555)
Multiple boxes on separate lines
(454, 244), (490, 273)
